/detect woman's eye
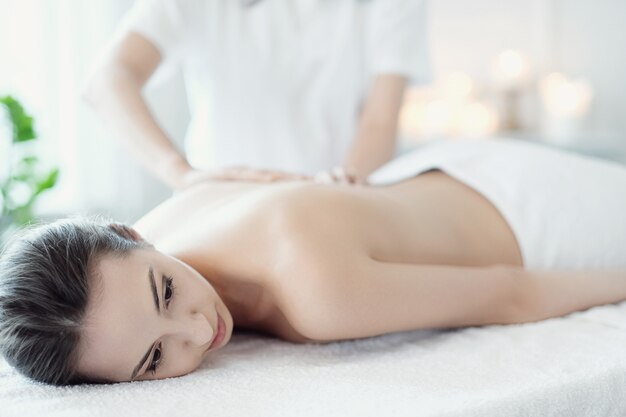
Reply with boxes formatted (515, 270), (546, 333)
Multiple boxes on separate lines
(164, 276), (175, 305)
(148, 345), (162, 374)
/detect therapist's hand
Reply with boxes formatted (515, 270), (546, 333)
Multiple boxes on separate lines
(177, 166), (313, 190)
(314, 167), (368, 186)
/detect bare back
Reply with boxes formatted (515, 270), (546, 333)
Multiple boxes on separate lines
(132, 172), (523, 341)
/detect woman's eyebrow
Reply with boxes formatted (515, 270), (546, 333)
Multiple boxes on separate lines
(149, 265), (160, 313)
(130, 265), (161, 380)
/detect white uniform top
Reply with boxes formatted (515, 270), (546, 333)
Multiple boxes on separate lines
(117, 0), (431, 175)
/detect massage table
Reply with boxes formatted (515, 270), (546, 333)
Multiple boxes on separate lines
(2, 299), (626, 416)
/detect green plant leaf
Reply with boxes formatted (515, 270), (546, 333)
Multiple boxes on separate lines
(0, 95), (37, 142)
(1, 95), (59, 229)
(33, 167), (60, 196)
(10, 173), (32, 182)
(21, 155), (39, 166)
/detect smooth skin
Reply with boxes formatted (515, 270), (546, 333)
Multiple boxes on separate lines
(77, 171), (626, 383)
(83, 31), (406, 189)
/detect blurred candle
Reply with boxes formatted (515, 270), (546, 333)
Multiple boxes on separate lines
(423, 99), (452, 137)
(491, 50), (530, 132)
(398, 73), (499, 141)
(457, 102), (499, 137)
(442, 72), (473, 101)
(541, 72), (593, 117)
(540, 72), (593, 142)
(491, 50), (530, 90)
(399, 100), (424, 139)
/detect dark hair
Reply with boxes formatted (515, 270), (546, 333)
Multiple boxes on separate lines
(0, 214), (153, 385)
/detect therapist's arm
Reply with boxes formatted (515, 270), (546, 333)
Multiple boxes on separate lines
(82, 32), (193, 191)
(341, 74), (407, 182)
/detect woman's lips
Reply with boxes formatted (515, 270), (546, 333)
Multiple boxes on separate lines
(208, 313), (226, 351)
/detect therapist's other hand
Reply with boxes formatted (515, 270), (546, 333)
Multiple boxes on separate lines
(314, 167), (368, 186)
(178, 166), (313, 190)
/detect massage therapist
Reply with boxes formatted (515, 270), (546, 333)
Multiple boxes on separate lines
(83, 0), (431, 190)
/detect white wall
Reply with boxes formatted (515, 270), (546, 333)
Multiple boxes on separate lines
(429, 0), (542, 81)
(552, 0), (626, 139)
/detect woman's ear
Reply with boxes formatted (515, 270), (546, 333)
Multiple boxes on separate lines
(108, 223), (144, 242)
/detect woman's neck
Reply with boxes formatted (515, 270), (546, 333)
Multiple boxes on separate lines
(169, 247), (275, 329)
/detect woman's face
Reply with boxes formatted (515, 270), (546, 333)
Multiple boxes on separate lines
(77, 246), (233, 382)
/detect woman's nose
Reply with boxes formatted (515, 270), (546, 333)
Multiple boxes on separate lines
(169, 311), (214, 347)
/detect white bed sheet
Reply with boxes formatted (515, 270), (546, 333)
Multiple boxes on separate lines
(2, 300), (626, 417)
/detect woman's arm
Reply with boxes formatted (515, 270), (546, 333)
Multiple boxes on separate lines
(278, 258), (523, 342)
(515, 269), (626, 324)
(331, 261), (523, 340)
(280, 257), (626, 342)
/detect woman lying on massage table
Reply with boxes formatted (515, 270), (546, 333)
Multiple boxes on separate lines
(1, 139), (625, 385)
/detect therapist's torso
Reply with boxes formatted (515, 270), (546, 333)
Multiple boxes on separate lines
(187, 0), (370, 174)
(120, 0), (430, 174)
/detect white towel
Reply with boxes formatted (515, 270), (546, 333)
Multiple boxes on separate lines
(368, 137), (626, 270)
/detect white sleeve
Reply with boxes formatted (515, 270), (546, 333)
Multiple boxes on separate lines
(366, 0), (432, 85)
(114, 0), (201, 80)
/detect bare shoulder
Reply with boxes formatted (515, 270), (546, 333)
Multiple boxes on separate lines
(248, 183), (379, 343)
(264, 223), (369, 343)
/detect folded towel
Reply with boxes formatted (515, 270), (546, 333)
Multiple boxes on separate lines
(2, 300), (626, 417)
